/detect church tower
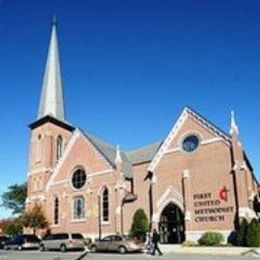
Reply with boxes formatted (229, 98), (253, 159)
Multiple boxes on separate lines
(229, 111), (257, 220)
(27, 19), (74, 207)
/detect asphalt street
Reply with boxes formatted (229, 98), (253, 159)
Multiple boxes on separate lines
(0, 250), (257, 260)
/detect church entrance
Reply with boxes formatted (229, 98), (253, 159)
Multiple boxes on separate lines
(159, 203), (185, 244)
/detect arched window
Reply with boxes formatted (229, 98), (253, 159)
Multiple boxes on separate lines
(102, 187), (109, 222)
(73, 196), (85, 220)
(54, 197), (59, 225)
(56, 136), (63, 160)
(36, 134), (42, 162)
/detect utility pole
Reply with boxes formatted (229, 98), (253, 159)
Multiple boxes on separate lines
(98, 195), (102, 240)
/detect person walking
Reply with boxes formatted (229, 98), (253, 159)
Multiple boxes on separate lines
(151, 229), (163, 256)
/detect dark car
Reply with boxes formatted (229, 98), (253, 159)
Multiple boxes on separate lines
(0, 236), (9, 249)
(4, 234), (40, 250)
(89, 235), (142, 254)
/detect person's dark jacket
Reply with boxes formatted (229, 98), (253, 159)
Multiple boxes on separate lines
(152, 233), (160, 244)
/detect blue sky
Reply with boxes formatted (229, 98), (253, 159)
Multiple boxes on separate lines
(0, 0), (259, 218)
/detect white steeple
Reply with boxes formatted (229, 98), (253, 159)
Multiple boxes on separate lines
(37, 17), (65, 121)
(230, 110), (239, 135)
(115, 145), (122, 164)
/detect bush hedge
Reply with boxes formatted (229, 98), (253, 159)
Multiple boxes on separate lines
(245, 219), (260, 247)
(236, 218), (249, 246)
(198, 232), (224, 246)
(229, 218), (260, 247)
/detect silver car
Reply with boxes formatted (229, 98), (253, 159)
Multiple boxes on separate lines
(39, 233), (85, 252)
(89, 235), (142, 254)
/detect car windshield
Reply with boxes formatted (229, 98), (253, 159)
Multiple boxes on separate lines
(125, 236), (131, 240)
(71, 233), (83, 239)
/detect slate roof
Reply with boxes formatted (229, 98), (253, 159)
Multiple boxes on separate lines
(82, 131), (161, 179)
(82, 131), (133, 179)
(127, 142), (162, 165)
(83, 131), (117, 166)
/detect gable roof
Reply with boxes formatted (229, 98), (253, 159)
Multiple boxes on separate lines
(83, 131), (117, 167)
(186, 106), (230, 141)
(81, 107), (232, 174)
(82, 131), (133, 179)
(81, 132), (163, 178)
(127, 142), (162, 165)
(148, 107), (231, 172)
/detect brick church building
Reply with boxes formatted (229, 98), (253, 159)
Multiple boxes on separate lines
(26, 21), (259, 243)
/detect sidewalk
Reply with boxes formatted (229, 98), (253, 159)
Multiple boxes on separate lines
(160, 245), (260, 256)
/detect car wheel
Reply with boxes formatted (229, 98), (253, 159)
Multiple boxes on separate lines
(39, 244), (45, 252)
(90, 245), (97, 253)
(60, 244), (67, 253)
(18, 245), (23, 251)
(118, 246), (127, 254)
(4, 245), (8, 250)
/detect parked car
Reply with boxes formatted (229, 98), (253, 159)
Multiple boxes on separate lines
(4, 234), (40, 250)
(89, 235), (142, 254)
(39, 233), (85, 252)
(0, 235), (9, 249)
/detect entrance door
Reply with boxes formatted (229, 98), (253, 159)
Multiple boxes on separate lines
(159, 203), (185, 244)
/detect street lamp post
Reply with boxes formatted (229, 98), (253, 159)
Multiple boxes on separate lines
(98, 195), (102, 240)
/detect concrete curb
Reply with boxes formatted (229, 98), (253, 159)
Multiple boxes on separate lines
(160, 245), (256, 256)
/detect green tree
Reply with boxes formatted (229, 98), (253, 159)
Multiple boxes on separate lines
(22, 205), (48, 234)
(245, 218), (260, 247)
(130, 208), (148, 240)
(2, 218), (23, 237)
(1, 183), (27, 215)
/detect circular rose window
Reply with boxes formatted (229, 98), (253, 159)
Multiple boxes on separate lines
(182, 135), (199, 153)
(72, 168), (86, 189)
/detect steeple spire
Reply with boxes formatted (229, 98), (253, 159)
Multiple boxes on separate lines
(115, 145), (122, 164)
(230, 110), (239, 136)
(37, 18), (65, 121)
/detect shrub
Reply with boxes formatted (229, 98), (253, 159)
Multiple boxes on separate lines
(130, 209), (149, 241)
(245, 219), (260, 247)
(227, 230), (238, 246)
(236, 218), (249, 246)
(198, 232), (224, 246)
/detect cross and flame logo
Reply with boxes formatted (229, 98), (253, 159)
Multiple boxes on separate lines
(219, 186), (229, 202)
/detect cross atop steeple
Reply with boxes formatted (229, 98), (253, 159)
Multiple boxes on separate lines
(230, 110), (239, 136)
(52, 14), (57, 25)
(115, 145), (122, 164)
(37, 18), (65, 122)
